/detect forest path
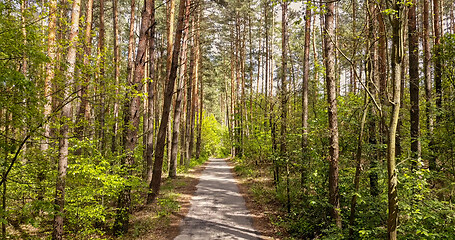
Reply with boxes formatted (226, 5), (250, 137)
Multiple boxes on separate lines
(174, 158), (262, 240)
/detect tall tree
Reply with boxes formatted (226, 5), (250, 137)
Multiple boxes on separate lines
(113, 0), (153, 234)
(148, 0), (188, 203)
(98, 0), (106, 152)
(324, 0), (342, 228)
(433, 0), (442, 125)
(75, 0), (93, 143)
(52, 0), (81, 238)
(408, 0), (420, 165)
(387, 1), (404, 239)
(280, 0), (288, 159)
(169, 0), (191, 178)
(301, 1), (311, 185)
(42, 0), (58, 152)
(112, 0), (120, 153)
(423, 0), (435, 170)
(145, 0), (156, 183)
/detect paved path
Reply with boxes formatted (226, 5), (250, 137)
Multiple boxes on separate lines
(174, 158), (262, 240)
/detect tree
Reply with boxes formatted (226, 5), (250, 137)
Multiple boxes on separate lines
(408, 0), (420, 165)
(112, 0), (120, 153)
(114, 0), (153, 234)
(75, 0), (93, 145)
(148, 0), (189, 203)
(387, 1), (404, 238)
(53, 0), (81, 238)
(169, 0), (191, 178)
(301, 1), (311, 185)
(324, 0), (342, 228)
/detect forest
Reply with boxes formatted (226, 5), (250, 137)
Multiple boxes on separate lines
(1, 0), (455, 239)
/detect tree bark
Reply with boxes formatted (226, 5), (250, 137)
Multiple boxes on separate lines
(169, 0), (190, 178)
(75, 0), (93, 146)
(433, 0), (442, 124)
(367, 0), (379, 198)
(148, 0), (188, 203)
(424, 0), (435, 170)
(195, 7), (203, 160)
(98, 0), (106, 153)
(52, 0), (81, 238)
(112, 0), (120, 153)
(113, 0), (152, 235)
(146, 0), (156, 183)
(301, 3), (311, 185)
(408, 0), (420, 166)
(324, 0), (342, 229)
(387, 2), (403, 239)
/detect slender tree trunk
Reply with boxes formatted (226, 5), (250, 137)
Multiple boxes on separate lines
(195, 8), (203, 160)
(113, 0), (152, 235)
(169, 0), (190, 178)
(424, 0), (435, 170)
(188, 12), (200, 162)
(324, 1), (342, 228)
(301, 3), (311, 186)
(367, 0), (379, 198)
(433, 0), (442, 123)
(146, 0), (156, 183)
(185, 38), (194, 163)
(148, 0), (188, 203)
(40, 0), (58, 201)
(52, 0), (81, 239)
(43, 0), (58, 151)
(98, 0), (106, 153)
(76, 0), (93, 145)
(408, 0), (420, 166)
(112, 0), (120, 153)
(166, 0), (176, 77)
(387, 2), (403, 239)
(195, 76), (203, 159)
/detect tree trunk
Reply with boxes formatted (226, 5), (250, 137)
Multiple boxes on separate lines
(75, 0), (93, 146)
(40, 0), (58, 201)
(324, 1), (342, 228)
(146, 1), (156, 183)
(301, 3), (311, 186)
(280, 0), (288, 158)
(195, 8), (203, 160)
(169, 0), (190, 178)
(148, 0), (188, 203)
(424, 0), (435, 170)
(188, 12), (199, 162)
(52, 0), (81, 238)
(367, 0), (379, 198)
(112, 0), (120, 153)
(408, 0), (420, 166)
(113, 0), (152, 235)
(98, 0), (106, 153)
(433, 0), (442, 123)
(387, 2), (403, 239)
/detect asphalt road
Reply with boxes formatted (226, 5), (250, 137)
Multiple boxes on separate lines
(174, 158), (262, 240)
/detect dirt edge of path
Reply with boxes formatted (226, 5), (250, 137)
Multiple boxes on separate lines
(165, 160), (210, 239)
(227, 158), (287, 240)
(121, 160), (209, 240)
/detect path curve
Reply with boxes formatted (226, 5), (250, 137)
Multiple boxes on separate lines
(174, 158), (262, 240)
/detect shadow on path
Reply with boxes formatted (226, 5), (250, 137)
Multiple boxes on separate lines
(174, 158), (262, 240)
